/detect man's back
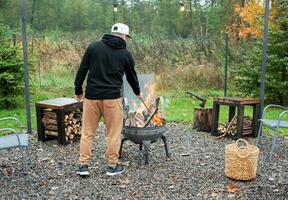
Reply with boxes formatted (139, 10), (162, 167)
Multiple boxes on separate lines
(74, 34), (140, 100)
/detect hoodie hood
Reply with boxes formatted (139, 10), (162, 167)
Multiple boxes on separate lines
(101, 34), (126, 49)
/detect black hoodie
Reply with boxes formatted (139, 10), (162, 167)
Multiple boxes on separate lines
(74, 34), (140, 99)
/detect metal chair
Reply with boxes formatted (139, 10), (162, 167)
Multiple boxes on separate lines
(256, 104), (288, 160)
(0, 117), (30, 174)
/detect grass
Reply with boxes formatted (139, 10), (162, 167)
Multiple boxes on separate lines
(0, 65), (75, 135)
(0, 107), (36, 136)
(1, 71), (287, 136)
(159, 90), (288, 136)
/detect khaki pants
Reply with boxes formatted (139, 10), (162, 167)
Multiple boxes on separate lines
(79, 98), (123, 168)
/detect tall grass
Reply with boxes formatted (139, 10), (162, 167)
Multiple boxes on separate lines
(28, 32), (226, 92)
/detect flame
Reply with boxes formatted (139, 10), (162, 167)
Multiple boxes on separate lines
(131, 82), (156, 112)
(152, 111), (165, 126)
(127, 82), (165, 127)
(144, 82), (156, 111)
(144, 82), (155, 99)
(132, 101), (145, 113)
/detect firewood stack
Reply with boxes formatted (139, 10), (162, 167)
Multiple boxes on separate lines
(125, 110), (165, 127)
(217, 115), (253, 138)
(124, 98), (165, 128)
(125, 112), (146, 127)
(42, 109), (82, 142)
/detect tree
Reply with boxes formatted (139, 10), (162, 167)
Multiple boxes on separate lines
(0, 24), (24, 108)
(234, 1), (264, 39)
(233, 16), (288, 105)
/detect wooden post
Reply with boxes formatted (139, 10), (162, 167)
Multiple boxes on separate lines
(211, 102), (220, 136)
(228, 106), (236, 122)
(36, 106), (45, 141)
(234, 104), (244, 140)
(252, 103), (260, 137)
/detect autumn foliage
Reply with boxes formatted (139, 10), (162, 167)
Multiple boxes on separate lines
(227, 0), (283, 40)
(235, 1), (264, 39)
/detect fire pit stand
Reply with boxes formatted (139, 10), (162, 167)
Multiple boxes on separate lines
(119, 96), (170, 164)
(119, 125), (170, 164)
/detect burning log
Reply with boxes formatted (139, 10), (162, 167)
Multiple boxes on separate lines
(125, 107), (165, 128)
(152, 112), (166, 126)
(124, 95), (165, 128)
(43, 110), (82, 142)
(125, 112), (146, 127)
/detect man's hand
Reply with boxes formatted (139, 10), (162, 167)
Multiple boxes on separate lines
(136, 92), (143, 99)
(75, 94), (84, 102)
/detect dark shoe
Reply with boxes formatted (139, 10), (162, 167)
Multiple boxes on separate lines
(106, 164), (125, 176)
(76, 164), (89, 176)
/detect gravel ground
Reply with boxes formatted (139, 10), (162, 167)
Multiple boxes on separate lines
(0, 123), (287, 200)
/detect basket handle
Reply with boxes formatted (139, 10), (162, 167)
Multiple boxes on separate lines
(236, 139), (249, 149)
(236, 139), (250, 158)
(237, 151), (250, 158)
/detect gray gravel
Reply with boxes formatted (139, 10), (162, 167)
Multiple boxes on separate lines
(0, 123), (287, 200)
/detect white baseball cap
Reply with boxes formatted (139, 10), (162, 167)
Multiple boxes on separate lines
(111, 23), (132, 38)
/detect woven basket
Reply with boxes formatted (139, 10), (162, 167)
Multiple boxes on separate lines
(225, 139), (259, 181)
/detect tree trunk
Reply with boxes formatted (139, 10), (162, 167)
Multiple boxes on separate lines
(30, 0), (36, 27)
(193, 108), (213, 132)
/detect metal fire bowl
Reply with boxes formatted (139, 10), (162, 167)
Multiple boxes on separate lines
(122, 125), (167, 144)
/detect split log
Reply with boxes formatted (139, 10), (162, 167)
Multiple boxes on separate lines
(43, 111), (56, 119)
(125, 110), (164, 127)
(69, 134), (74, 140)
(42, 118), (57, 126)
(45, 131), (58, 136)
(216, 115), (237, 139)
(69, 112), (75, 118)
(193, 108), (213, 132)
(45, 124), (58, 132)
(66, 126), (73, 136)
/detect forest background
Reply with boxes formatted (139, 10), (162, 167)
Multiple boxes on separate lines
(0, 0), (287, 129)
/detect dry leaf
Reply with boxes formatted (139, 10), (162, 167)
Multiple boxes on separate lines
(120, 151), (128, 158)
(2, 168), (9, 176)
(122, 161), (130, 167)
(119, 184), (127, 189)
(130, 192), (141, 197)
(171, 176), (178, 184)
(211, 192), (218, 198)
(268, 177), (275, 181)
(273, 188), (279, 192)
(2, 167), (14, 176)
(120, 178), (130, 185)
(227, 183), (240, 193)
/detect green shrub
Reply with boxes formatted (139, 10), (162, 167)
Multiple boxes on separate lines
(0, 24), (24, 109)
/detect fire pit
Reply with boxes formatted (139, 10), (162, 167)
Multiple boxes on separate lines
(119, 96), (170, 164)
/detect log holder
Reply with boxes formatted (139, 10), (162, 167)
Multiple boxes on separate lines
(119, 97), (170, 164)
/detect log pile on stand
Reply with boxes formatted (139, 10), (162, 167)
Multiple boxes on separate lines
(217, 115), (253, 138)
(42, 109), (82, 142)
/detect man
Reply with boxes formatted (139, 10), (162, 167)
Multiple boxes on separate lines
(74, 23), (142, 176)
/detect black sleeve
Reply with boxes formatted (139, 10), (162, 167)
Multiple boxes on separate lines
(124, 52), (141, 95)
(74, 45), (90, 95)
